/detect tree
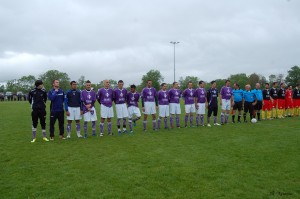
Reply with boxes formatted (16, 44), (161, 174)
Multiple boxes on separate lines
(77, 75), (85, 90)
(214, 79), (227, 91)
(6, 79), (18, 93)
(277, 73), (285, 85)
(228, 73), (248, 89)
(269, 74), (276, 83)
(248, 73), (260, 88)
(139, 69), (164, 91)
(39, 70), (70, 91)
(0, 85), (5, 92)
(285, 65), (300, 86)
(178, 76), (199, 90)
(17, 75), (36, 93)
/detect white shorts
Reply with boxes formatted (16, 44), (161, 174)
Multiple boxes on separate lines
(222, 99), (231, 111)
(185, 104), (196, 114)
(100, 104), (114, 118)
(159, 105), (170, 117)
(115, 104), (129, 118)
(144, 102), (156, 115)
(169, 103), (181, 114)
(83, 107), (97, 122)
(196, 103), (206, 115)
(67, 107), (82, 120)
(128, 106), (141, 118)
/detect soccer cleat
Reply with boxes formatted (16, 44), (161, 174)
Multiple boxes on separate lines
(77, 135), (83, 138)
(221, 123), (224, 125)
(31, 138), (36, 143)
(237, 121), (241, 123)
(60, 136), (66, 140)
(232, 121), (235, 123)
(123, 130), (128, 134)
(66, 135), (71, 139)
(50, 137), (54, 141)
(100, 133), (104, 137)
(177, 126), (181, 128)
(92, 133), (96, 136)
(118, 130), (122, 135)
(43, 137), (49, 142)
(244, 120), (248, 123)
(214, 123), (221, 126)
(133, 120), (136, 127)
(207, 124), (211, 127)
(84, 134), (88, 138)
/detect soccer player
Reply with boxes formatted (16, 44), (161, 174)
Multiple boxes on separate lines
(48, 80), (65, 140)
(293, 83), (300, 116)
(206, 81), (220, 127)
(270, 82), (279, 118)
(97, 80), (114, 136)
(262, 83), (272, 120)
(285, 85), (294, 117)
(231, 83), (243, 123)
(141, 80), (158, 131)
(28, 80), (49, 142)
(194, 81), (207, 127)
(277, 82), (286, 118)
(243, 84), (257, 122)
(182, 81), (196, 127)
(252, 83), (263, 121)
(126, 84), (141, 133)
(114, 80), (129, 135)
(81, 80), (97, 138)
(168, 82), (181, 128)
(157, 83), (170, 129)
(64, 81), (83, 138)
(220, 80), (233, 124)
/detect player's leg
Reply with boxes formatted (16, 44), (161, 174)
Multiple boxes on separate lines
(58, 111), (65, 139)
(243, 103), (249, 122)
(107, 117), (112, 135)
(169, 104), (174, 128)
(31, 110), (38, 142)
(49, 111), (57, 140)
(151, 103), (157, 131)
(213, 107), (220, 125)
(232, 106), (236, 123)
(152, 113), (157, 131)
(100, 117), (105, 136)
(66, 120), (72, 138)
(39, 109), (48, 141)
(189, 104), (195, 127)
(164, 106), (169, 129)
(157, 105), (162, 130)
(75, 120), (82, 137)
(175, 104), (181, 128)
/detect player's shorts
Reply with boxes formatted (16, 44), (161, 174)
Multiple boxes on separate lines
(83, 107), (97, 122)
(115, 103), (129, 118)
(293, 99), (300, 108)
(185, 104), (196, 114)
(67, 107), (82, 120)
(169, 103), (181, 114)
(262, 100), (272, 111)
(272, 99), (278, 108)
(285, 99), (293, 109)
(144, 102), (156, 115)
(196, 103), (206, 115)
(128, 106), (141, 118)
(277, 99), (285, 109)
(232, 101), (242, 111)
(221, 99), (231, 110)
(100, 104), (114, 118)
(254, 100), (262, 110)
(159, 105), (170, 117)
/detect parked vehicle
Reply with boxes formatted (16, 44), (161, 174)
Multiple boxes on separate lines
(5, 91), (13, 101)
(0, 92), (4, 101)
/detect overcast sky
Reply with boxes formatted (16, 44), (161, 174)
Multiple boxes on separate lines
(0, 0), (299, 86)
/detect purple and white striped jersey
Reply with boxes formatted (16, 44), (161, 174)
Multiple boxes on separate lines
(126, 92), (140, 107)
(81, 89), (96, 113)
(220, 86), (233, 100)
(182, 88), (195, 105)
(97, 88), (113, 107)
(194, 88), (207, 103)
(157, 90), (169, 105)
(169, 88), (181, 104)
(114, 88), (127, 104)
(141, 87), (156, 102)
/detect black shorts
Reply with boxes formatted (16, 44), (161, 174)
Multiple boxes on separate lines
(254, 101), (262, 110)
(233, 101), (243, 111)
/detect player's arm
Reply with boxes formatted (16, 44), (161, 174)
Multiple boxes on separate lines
(28, 90), (32, 105)
(64, 91), (69, 112)
(48, 90), (57, 101)
(155, 94), (158, 107)
(43, 90), (47, 103)
(97, 90), (101, 104)
(219, 88), (223, 105)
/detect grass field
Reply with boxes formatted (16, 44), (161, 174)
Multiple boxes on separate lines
(0, 101), (299, 199)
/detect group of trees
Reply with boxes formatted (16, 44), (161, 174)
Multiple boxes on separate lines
(1, 66), (299, 94)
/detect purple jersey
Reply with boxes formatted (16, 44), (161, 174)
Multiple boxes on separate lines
(97, 88), (113, 107)
(141, 87), (156, 102)
(169, 88), (181, 103)
(114, 88), (127, 104)
(126, 92), (140, 107)
(81, 89), (96, 113)
(182, 88), (195, 105)
(194, 88), (207, 103)
(157, 90), (169, 105)
(220, 86), (233, 100)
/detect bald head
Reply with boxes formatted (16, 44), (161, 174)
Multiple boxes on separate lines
(255, 83), (260, 89)
(103, 79), (110, 88)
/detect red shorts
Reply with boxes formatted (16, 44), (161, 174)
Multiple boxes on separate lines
(262, 100), (272, 111)
(277, 99), (285, 109)
(285, 99), (293, 108)
(294, 99), (300, 108)
(272, 99), (278, 108)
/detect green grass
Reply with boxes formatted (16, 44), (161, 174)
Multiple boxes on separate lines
(0, 101), (299, 199)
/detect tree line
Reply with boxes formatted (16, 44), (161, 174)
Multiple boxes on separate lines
(1, 65), (299, 94)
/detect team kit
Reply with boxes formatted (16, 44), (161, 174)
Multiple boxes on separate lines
(28, 79), (300, 142)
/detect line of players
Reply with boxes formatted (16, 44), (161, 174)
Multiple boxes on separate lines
(28, 79), (300, 142)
